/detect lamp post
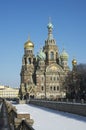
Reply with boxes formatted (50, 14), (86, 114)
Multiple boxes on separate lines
(44, 71), (46, 100)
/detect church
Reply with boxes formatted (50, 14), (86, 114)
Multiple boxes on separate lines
(19, 21), (70, 100)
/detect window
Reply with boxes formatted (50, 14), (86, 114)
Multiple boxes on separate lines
(54, 77), (56, 81)
(50, 77), (52, 80)
(41, 86), (44, 91)
(50, 51), (54, 60)
(42, 77), (44, 81)
(30, 50), (32, 53)
(46, 52), (48, 60)
(25, 58), (27, 64)
(50, 86), (52, 91)
(57, 77), (59, 80)
(56, 52), (58, 58)
(28, 58), (31, 64)
(54, 86), (56, 91)
(57, 86), (59, 91)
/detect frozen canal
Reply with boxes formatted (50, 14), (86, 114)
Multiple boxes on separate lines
(14, 104), (86, 130)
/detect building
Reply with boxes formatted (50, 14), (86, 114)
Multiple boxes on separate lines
(0, 85), (19, 98)
(19, 21), (70, 99)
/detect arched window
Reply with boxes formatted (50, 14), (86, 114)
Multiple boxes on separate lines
(41, 86), (44, 91)
(46, 52), (48, 60)
(57, 86), (59, 91)
(50, 51), (54, 60)
(50, 86), (52, 91)
(50, 77), (52, 80)
(54, 77), (56, 81)
(57, 77), (59, 80)
(54, 86), (56, 91)
(28, 58), (31, 64)
(24, 58), (27, 64)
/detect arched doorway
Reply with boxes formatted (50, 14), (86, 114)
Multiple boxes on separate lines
(30, 95), (34, 99)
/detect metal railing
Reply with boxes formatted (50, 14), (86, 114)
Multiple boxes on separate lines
(32, 98), (86, 104)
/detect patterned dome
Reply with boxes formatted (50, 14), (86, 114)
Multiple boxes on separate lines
(47, 22), (53, 29)
(37, 48), (46, 60)
(60, 49), (69, 60)
(24, 40), (34, 49)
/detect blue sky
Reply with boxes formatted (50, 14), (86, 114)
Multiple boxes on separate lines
(0, 0), (86, 88)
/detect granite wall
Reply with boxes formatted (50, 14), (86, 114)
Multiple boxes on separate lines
(29, 100), (86, 116)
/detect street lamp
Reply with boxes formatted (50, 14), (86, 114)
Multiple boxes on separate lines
(44, 71), (46, 100)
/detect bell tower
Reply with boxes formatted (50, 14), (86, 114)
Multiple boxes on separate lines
(19, 38), (35, 99)
(43, 20), (59, 65)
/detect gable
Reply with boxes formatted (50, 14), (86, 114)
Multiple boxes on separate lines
(46, 63), (64, 73)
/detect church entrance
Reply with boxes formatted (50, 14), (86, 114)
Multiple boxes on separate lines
(30, 95), (34, 99)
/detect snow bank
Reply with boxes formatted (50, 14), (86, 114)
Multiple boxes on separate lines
(13, 104), (86, 130)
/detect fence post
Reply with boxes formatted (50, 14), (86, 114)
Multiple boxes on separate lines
(73, 99), (76, 103)
(81, 99), (84, 104)
(66, 99), (68, 102)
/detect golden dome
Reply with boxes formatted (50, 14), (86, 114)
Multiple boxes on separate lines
(72, 58), (77, 65)
(24, 40), (34, 49)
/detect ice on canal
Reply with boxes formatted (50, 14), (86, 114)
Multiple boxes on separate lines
(13, 104), (86, 130)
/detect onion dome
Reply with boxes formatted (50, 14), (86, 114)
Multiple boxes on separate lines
(47, 21), (54, 40)
(47, 22), (53, 29)
(72, 58), (77, 66)
(37, 48), (46, 61)
(24, 39), (34, 49)
(60, 49), (69, 60)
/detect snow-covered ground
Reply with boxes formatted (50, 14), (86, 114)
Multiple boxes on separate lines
(13, 104), (86, 130)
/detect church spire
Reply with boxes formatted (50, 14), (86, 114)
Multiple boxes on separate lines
(47, 17), (53, 40)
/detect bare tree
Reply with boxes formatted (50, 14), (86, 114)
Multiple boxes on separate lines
(64, 63), (86, 100)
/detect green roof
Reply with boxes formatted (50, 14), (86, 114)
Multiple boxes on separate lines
(60, 49), (69, 60)
(37, 48), (46, 60)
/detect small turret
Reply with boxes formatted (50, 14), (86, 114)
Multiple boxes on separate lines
(72, 58), (77, 71)
(72, 58), (77, 66)
(47, 19), (54, 40)
(60, 49), (69, 61)
(60, 49), (69, 64)
(60, 49), (69, 72)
